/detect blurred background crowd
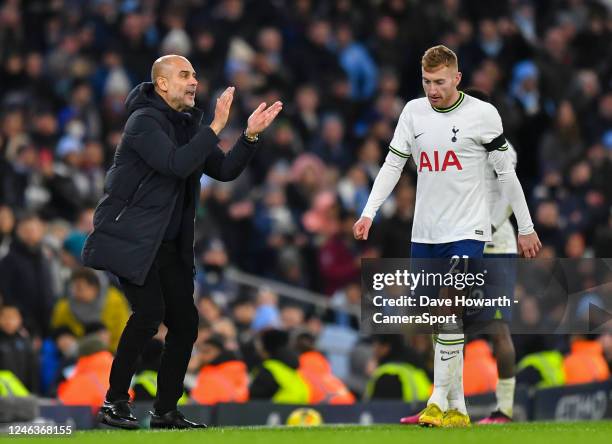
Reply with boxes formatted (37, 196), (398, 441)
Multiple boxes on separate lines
(0, 0), (611, 407)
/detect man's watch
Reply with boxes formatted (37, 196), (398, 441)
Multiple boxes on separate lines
(243, 130), (259, 143)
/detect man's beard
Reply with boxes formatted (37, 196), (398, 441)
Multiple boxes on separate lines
(172, 92), (194, 111)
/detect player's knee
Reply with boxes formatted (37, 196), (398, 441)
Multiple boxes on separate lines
(437, 317), (463, 333)
(491, 324), (514, 352)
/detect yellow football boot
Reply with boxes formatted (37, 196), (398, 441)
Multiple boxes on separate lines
(442, 409), (471, 428)
(418, 403), (444, 427)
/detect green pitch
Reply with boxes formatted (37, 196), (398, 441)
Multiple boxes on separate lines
(4, 422), (611, 444)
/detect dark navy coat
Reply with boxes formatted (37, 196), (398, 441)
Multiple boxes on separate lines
(82, 82), (258, 285)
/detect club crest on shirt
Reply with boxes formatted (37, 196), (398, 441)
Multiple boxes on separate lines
(451, 126), (459, 142)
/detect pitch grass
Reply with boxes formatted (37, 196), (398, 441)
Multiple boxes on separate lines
(3, 422), (611, 444)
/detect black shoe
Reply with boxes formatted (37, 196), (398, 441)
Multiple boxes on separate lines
(149, 410), (208, 429)
(97, 399), (139, 430)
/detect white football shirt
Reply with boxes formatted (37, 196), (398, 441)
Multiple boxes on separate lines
(388, 91), (508, 244)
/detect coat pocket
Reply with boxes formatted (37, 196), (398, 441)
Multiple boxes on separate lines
(113, 170), (155, 222)
(114, 205), (129, 222)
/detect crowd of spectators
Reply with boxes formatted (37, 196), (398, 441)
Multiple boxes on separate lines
(0, 0), (611, 400)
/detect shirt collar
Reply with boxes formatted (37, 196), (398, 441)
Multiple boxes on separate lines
(431, 91), (465, 113)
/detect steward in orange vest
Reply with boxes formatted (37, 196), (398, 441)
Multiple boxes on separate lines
(191, 335), (248, 404)
(463, 339), (498, 396)
(57, 335), (113, 412)
(295, 331), (355, 404)
(564, 337), (610, 385)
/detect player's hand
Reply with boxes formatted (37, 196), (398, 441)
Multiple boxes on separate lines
(353, 216), (372, 240)
(518, 231), (542, 258)
(210, 86), (235, 135)
(246, 101), (283, 137)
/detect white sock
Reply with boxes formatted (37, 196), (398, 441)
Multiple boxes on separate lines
(428, 333), (464, 411)
(495, 377), (515, 418)
(445, 335), (467, 414)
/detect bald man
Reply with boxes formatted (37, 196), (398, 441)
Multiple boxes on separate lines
(83, 55), (282, 429)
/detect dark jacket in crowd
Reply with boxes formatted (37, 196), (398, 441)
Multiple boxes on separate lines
(368, 337), (430, 399)
(375, 213), (413, 258)
(0, 330), (39, 392)
(249, 348), (300, 399)
(0, 239), (55, 336)
(82, 82), (259, 285)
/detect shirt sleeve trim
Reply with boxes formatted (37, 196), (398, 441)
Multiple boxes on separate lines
(389, 145), (410, 158)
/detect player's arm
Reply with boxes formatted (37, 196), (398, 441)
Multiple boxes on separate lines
(482, 106), (541, 257)
(488, 148), (533, 235)
(490, 200), (513, 233)
(488, 144), (517, 231)
(354, 104), (412, 240)
(488, 154), (541, 258)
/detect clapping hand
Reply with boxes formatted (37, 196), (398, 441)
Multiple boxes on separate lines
(246, 101), (283, 137)
(210, 87), (235, 135)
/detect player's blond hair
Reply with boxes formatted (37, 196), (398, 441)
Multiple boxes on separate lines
(421, 45), (458, 71)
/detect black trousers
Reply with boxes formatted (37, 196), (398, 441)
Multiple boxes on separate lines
(106, 241), (198, 414)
